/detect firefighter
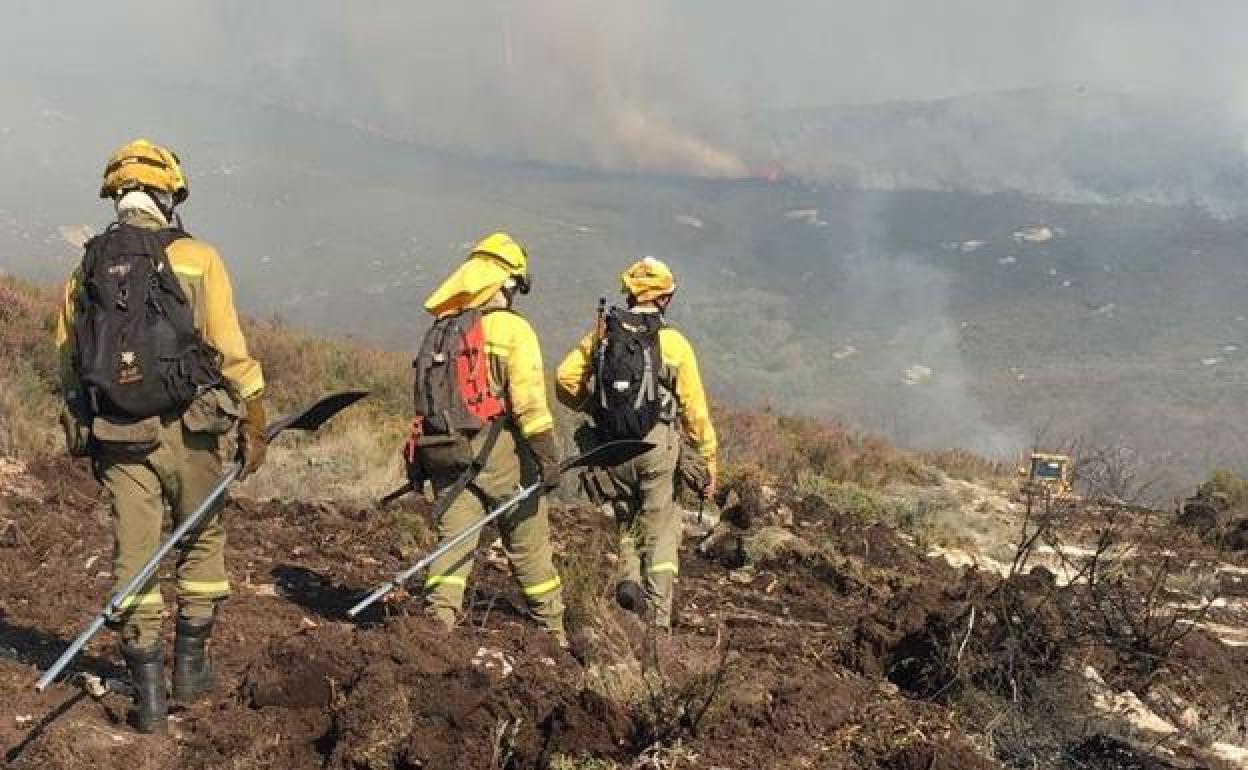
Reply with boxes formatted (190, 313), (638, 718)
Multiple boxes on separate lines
(412, 233), (566, 645)
(556, 257), (717, 629)
(55, 139), (266, 733)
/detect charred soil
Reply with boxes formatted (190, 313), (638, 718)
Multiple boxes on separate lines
(2, 459), (1247, 769)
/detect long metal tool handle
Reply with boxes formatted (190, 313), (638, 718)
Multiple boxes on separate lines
(35, 463), (241, 691)
(347, 481), (541, 618)
(34, 390), (369, 692)
(347, 439), (654, 618)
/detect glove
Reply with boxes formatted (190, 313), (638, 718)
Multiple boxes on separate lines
(703, 460), (718, 501)
(238, 397), (268, 481)
(678, 441), (711, 499)
(527, 430), (563, 493)
(402, 418), (427, 487)
(59, 398), (92, 457)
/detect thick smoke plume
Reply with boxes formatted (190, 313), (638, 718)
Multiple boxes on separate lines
(222, 1), (749, 178)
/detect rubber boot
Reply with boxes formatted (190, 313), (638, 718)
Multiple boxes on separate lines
(172, 617), (215, 702)
(615, 580), (646, 616)
(121, 643), (168, 735)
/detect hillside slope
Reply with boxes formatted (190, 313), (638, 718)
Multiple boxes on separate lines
(4, 80), (1248, 487)
(3, 280), (1248, 769)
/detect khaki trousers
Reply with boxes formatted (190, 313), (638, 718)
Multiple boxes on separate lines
(96, 415), (230, 648)
(423, 427), (565, 633)
(606, 422), (682, 628)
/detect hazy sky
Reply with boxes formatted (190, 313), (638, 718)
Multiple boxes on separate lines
(680, 1), (1247, 105)
(3, 1), (1247, 173)
(6, 2), (1243, 99)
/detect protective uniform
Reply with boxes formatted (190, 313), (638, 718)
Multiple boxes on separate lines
(418, 234), (565, 639)
(556, 258), (717, 628)
(54, 140), (264, 730)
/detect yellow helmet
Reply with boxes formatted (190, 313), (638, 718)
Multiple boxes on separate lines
(470, 231), (529, 292)
(620, 256), (676, 303)
(99, 139), (188, 203)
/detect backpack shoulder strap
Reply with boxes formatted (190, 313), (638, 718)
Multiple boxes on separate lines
(480, 306), (518, 320)
(79, 223), (121, 279)
(135, 227), (193, 306)
(153, 227), (191, 249)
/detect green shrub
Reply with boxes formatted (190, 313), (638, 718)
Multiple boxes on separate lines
(1201, 468), (1248, 511)
(797, 476), (902, 524)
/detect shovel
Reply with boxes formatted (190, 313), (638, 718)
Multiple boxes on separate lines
(35, 390), (370, 691)
(347, 439), (652, 618)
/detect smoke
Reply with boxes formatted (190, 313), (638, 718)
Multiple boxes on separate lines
(6, 1), (1248, 195)
(833, 195), (1023, 458)
(839, 250), (1021, 458)
(210, 1), (749, 178)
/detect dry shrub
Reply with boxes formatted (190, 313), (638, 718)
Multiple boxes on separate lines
(238, 414), (407, 503)
(244, 318), (408, 418)
(713, 409), (796, 482)
(0, 279), (60, 379)
(923, 447), (1012, 484)
(239, 319), (415, 502)
(582, 619), (731, 755)
(716, 408), (942, 490)
(549, 757), (619, 770)
(0, 367), (60, 457)
(0, 278), (61, 458)
(574, 569), (732, 756)
(560, 526), (616, 633)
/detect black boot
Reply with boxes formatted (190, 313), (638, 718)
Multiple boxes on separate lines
(172, 616), (215, 702)
(615, 580), (647, 615)
(121, 643), (168, 735)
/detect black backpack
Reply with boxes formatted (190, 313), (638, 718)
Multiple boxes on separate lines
(72, 223), (223, 419)
(591, 307), (668, 439)
(412, 307), (506, 437)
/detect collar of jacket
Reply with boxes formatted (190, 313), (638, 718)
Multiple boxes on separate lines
(116, 208), (170, 231)
(116, 190), (170, 229)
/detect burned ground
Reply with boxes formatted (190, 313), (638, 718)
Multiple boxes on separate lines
(2, 458), (1247, 769)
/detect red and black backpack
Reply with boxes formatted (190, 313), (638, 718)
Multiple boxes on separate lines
(412, 307), (506, 437)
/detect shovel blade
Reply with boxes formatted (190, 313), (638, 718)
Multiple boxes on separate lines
(561, 440), (654, 472)
(263, 390), (370, 441)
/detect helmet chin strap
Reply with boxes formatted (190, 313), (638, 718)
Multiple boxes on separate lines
(149, 189), (179, 225)
(500, 275), (531, 306)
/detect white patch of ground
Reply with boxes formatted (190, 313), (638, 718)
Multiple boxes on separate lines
(1083, 665), (1248, 767)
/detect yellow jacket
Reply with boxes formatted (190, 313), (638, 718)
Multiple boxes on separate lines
(482, 310), (555, 437)
(556, 321), (718, 477)
(423, 254), (554, 438)
(55, 212), (265, 404)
